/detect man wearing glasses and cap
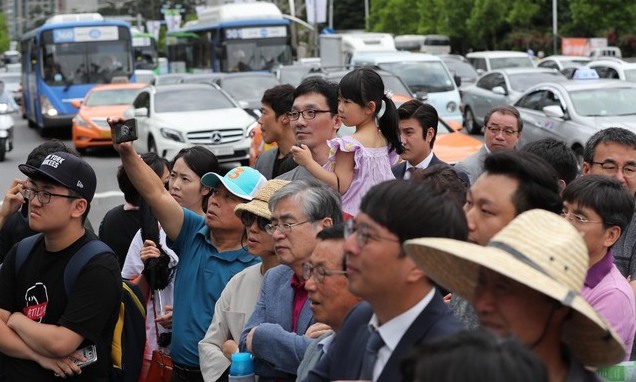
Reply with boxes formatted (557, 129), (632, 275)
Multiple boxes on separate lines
(455, 105), (523, 185)
(239, 179), (342, 381)
(405, 209), (626, 382)
(0, 152), (121, 381)
(112, 133), (266, 381)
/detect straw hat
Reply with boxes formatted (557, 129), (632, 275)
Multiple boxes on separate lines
(234, 179), (290, 220)
(403, 209), (625, 367)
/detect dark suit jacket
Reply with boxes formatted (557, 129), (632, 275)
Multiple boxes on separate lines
(304, 291), (463, 382)
(391, 154), (446, 179)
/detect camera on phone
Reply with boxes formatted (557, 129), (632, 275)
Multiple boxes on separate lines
(112, 118), (138, 143)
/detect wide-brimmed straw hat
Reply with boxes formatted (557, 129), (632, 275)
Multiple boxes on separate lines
(234, 179), (289, 220)
(403, 209), (625, 367)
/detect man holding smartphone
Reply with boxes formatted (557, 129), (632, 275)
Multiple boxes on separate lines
(0, 152), (122, 381)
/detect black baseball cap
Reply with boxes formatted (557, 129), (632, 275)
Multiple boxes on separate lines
(19, 152), (97, 202)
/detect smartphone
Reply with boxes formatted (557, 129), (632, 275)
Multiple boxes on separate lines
(73, 344), (98, 368)
(113, 118), (138, 143)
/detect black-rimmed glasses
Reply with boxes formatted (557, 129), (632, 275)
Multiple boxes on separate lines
(265, 221), (311, 235)
(287, 109), (331, 121)
(590, 161), (636, 178)
(22, 187), (80, 205)
(302, 263), (347, 283)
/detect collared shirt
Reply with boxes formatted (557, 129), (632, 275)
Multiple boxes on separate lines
(368, 287), (436, 381)
(291, 273), (309, 332)
(404, 152), (434, 180)
(585, 251), (614, 288)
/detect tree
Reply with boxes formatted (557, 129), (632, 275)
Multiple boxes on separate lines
(334, 0), (365, 30)
(467, 0), (510, 49)
(568, 0), (636, 39)
(0, 13), (9, 53)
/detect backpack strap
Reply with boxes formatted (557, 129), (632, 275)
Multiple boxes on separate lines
(63, 240), (114, 296)
(15, 233), (44, 274)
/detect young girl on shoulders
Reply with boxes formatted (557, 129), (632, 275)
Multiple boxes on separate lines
(291, 68), (402, 216)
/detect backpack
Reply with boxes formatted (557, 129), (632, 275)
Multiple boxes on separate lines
(15, 234), (146, 382)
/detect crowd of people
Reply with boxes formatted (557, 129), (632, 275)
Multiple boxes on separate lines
(0, 68), (634, 382)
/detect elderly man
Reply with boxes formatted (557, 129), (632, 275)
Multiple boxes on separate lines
(239, 179), (343, 381)
(277, 78), (340, 181)
(455, 105), (523, 184)
(296, 225), (362, 381)
(406, 209), (626, 382)
(306, 179), (466, 382)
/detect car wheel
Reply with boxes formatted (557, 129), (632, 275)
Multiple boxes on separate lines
(148, 136), (158, 154)
(75, 147), (87, 155)
(464, 108), (480, 135)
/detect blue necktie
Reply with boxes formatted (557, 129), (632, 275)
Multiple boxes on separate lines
(359, 329), (385, 380)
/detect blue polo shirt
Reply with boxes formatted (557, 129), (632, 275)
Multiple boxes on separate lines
(168, 208), (260, 366)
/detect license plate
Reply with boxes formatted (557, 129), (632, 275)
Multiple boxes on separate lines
(210, 146), (234, 156)
(100, 129), (111, 138)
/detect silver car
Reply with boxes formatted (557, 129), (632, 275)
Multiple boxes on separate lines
(515, 79), (636, 161)
(462, 68), (566, 134)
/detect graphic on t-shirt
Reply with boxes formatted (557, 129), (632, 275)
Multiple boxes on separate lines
(23, 282), (49, 322)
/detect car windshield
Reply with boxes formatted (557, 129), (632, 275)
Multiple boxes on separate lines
(85, 89), (141, 106)
(508, 72), (566, 92)
(570, 87), (636, 117)
(381, 74), (413, 96)
(443, 59), (478, 80)
(279, 66), (315, 86)
(221, 76), (280, 100)
(379, 61), (455, 93)
(624, 69), (636, 83)
(155, 88), (234, 112)
(490, 57), (534, 70)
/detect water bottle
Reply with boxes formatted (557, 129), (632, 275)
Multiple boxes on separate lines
(229, 352), (256, 382)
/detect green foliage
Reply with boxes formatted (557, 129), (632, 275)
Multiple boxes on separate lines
(0, 13), (10, 52)
(334, 0), (365, 30)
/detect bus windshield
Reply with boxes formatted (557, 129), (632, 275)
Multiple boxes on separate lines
(224, 40), (292, 72)
(41, 39), (132, 85)
(133, 35), (158, 70)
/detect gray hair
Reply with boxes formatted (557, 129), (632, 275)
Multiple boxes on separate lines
(269, 179), (343, 224)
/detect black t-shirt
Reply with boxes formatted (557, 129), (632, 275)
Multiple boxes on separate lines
(98, 204), (141, 269)
(0, 231), (121, 381)
(272, 152), (298, 179)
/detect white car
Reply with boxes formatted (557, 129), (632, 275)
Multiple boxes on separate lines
(127, 83), (256, 163)
(586, 60), (636, 82)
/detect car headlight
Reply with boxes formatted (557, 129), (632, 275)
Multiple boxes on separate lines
(246, 121), (258, 138)
(160, 127), (185, 142)
(40, 95), (58, 117)
(446, 102), (457, 113)
(74, 115), (89, 128)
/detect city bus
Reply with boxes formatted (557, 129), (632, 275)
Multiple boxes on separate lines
(21, 13), (135, 132)
(131, 27), (159, 72)
(165, 1), (292, 73)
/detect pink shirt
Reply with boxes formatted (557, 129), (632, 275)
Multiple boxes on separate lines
(582, 251), (636, 360)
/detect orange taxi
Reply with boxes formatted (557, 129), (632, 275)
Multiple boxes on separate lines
(71, 83), (147, 153)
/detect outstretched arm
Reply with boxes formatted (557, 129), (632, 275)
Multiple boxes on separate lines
(109, 118), (184, 242)
(290, 145), (354, 194)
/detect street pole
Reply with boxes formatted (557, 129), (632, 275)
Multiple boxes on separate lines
(552, 0), (558, 54)
(364, 0), (369, 31)
(289, 0), (298, 58)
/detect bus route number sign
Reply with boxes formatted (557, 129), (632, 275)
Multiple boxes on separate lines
(225, 27), (287, 40)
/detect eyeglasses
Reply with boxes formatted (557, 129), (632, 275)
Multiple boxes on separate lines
(287, 109), (332, 121)
(485, 126), (518, 137)
(240, 212), (270, 231)
(560, 211), (603, 225)
(302, 263), (347, 283)
(590, 161), (636, 178)
(265, 220), (312, 235)
(344, 219), (400, 247)
(22, 187), (80, 205)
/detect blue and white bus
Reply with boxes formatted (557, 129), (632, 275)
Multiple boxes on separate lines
(166, 1), (292, 73)
(21, 13), (135, 132)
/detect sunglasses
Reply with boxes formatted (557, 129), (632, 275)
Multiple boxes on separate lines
(240, 212), (270, 231)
